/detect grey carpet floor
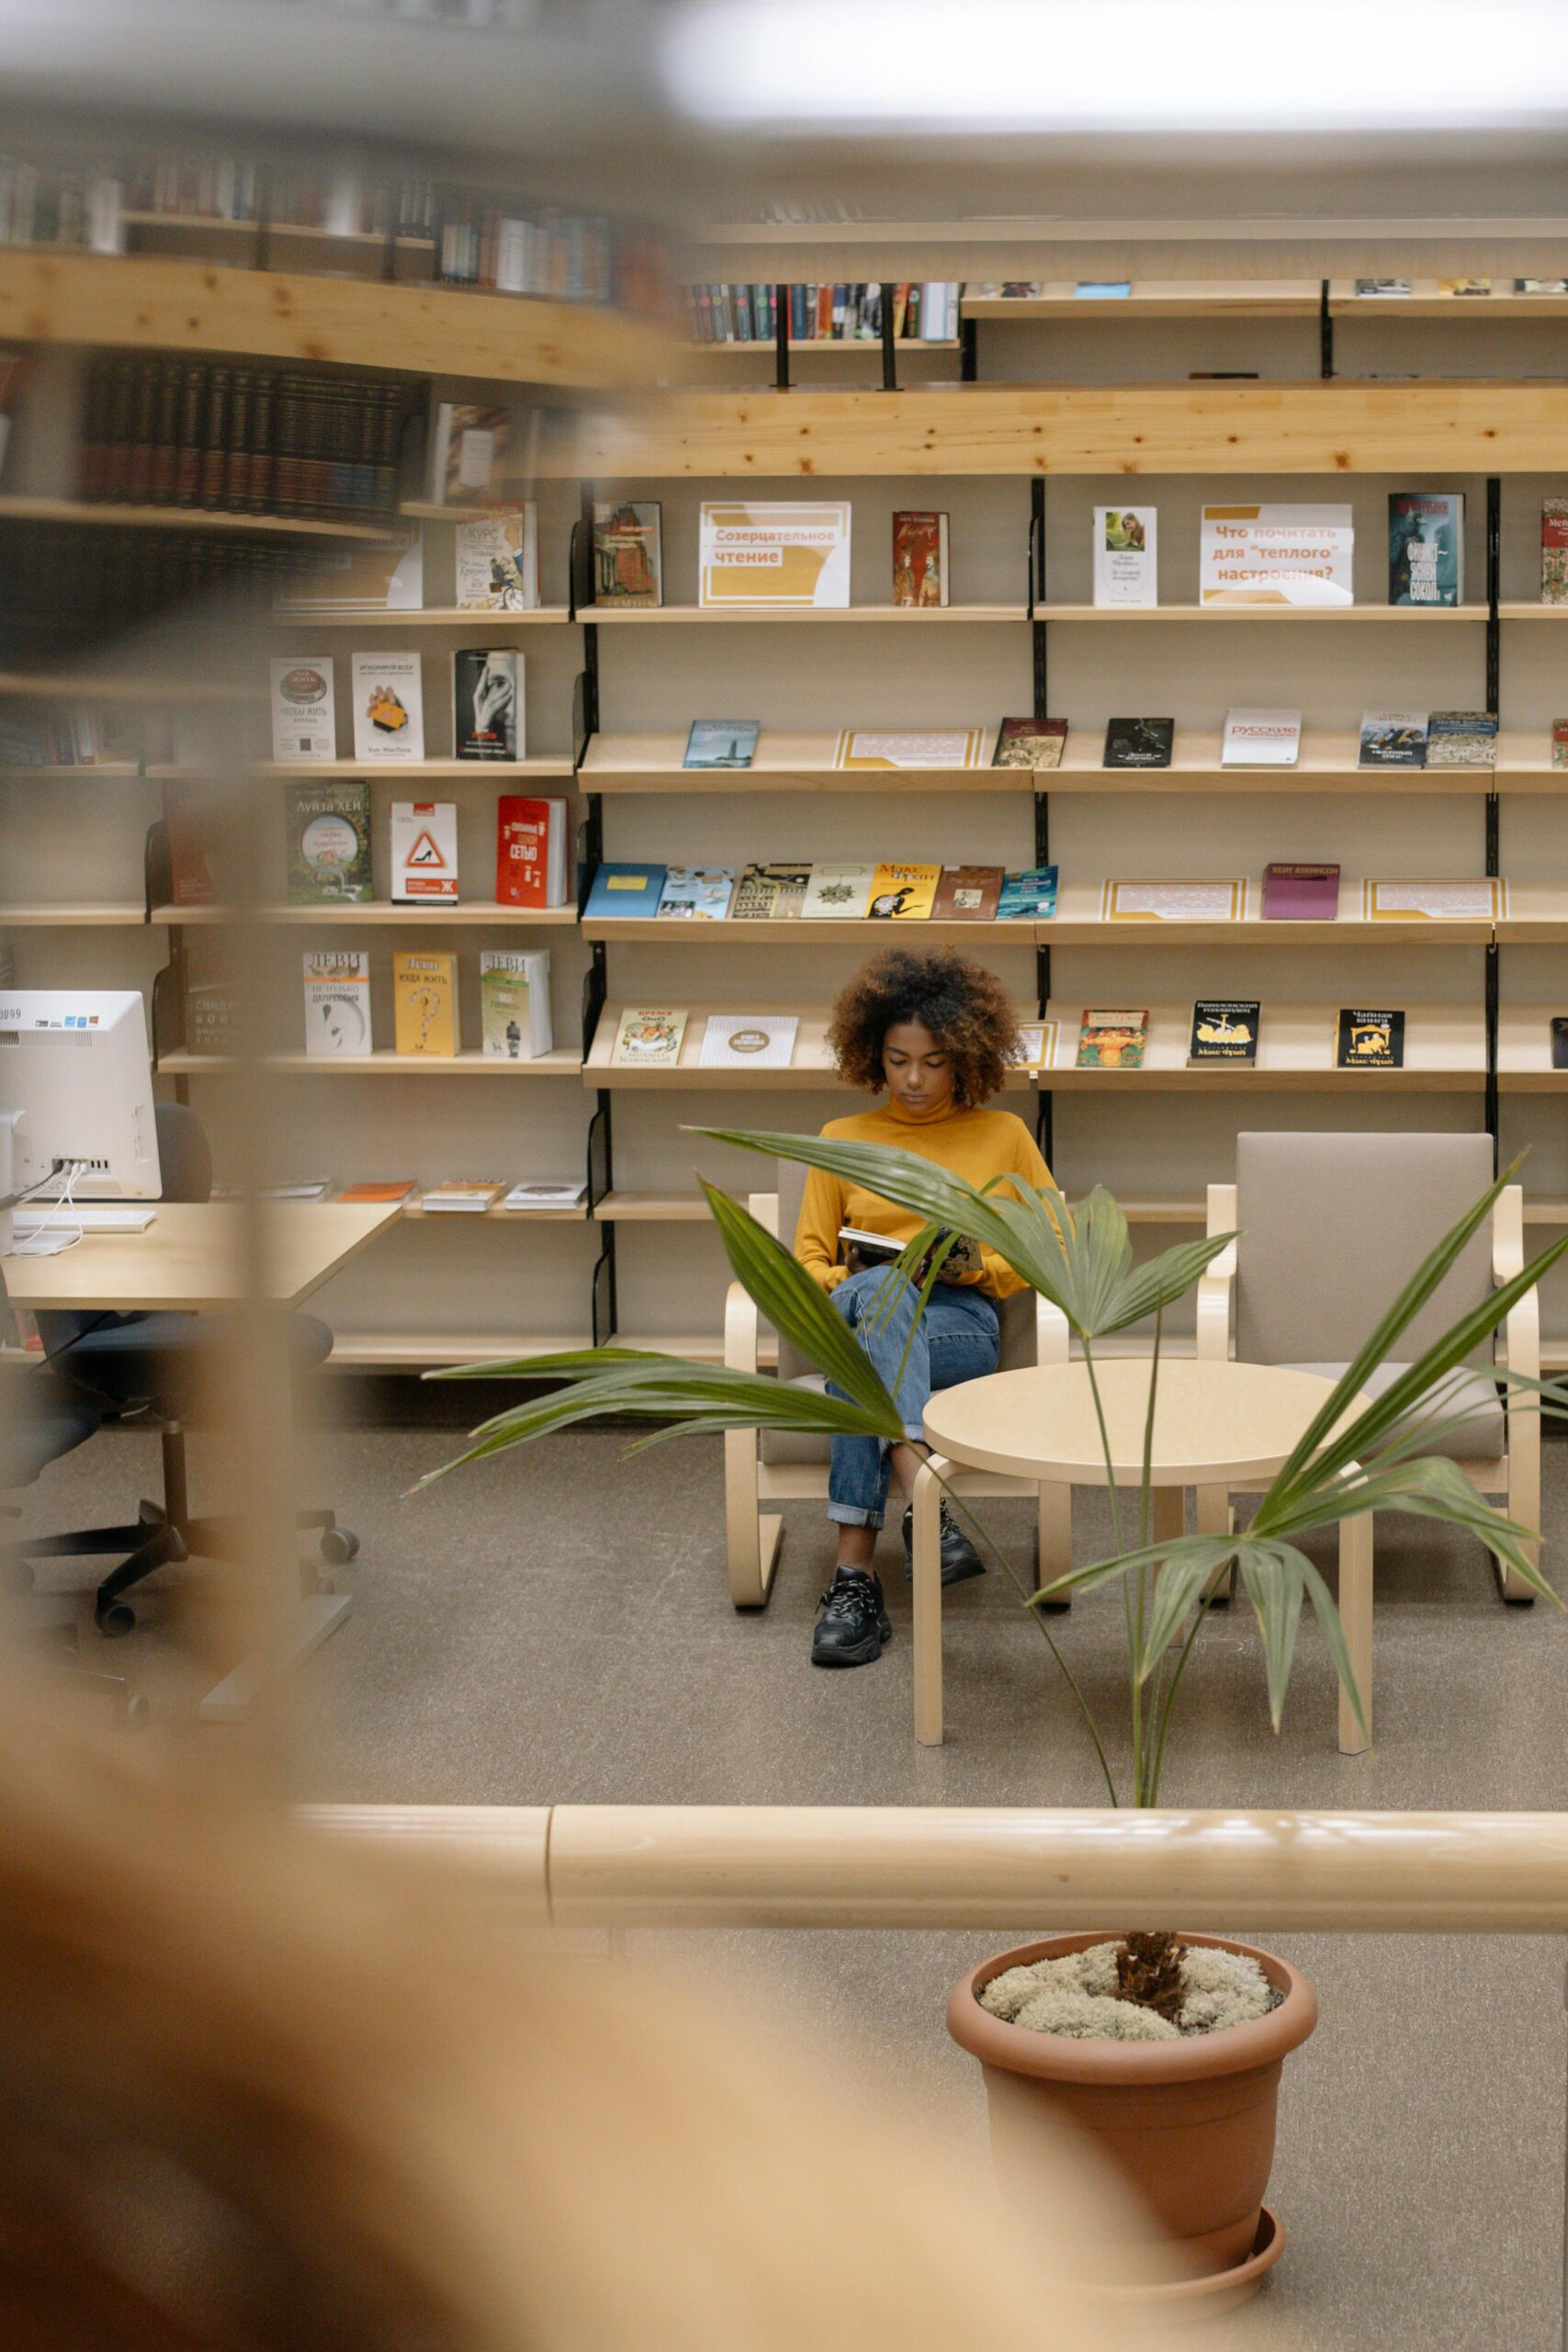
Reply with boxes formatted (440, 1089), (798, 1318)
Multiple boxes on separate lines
(22, 1405), (1568, 2350)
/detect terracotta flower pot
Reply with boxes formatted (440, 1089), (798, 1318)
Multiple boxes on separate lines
(947, 1932), (1317, 2289)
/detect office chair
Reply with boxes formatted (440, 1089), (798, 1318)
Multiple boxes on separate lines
(29, 1101), (358, 1635)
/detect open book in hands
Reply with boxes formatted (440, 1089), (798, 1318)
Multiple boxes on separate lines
(838, 1224), (983, 1282)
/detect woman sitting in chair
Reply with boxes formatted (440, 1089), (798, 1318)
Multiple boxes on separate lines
(795, 947), (1052, 1668)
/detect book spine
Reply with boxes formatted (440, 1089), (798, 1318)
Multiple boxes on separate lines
(273, 373), (303, 515)
(199, 365), (230, 509)
(149, 356), (181, 505)
(224, 367), (253, 511)
(248, 368), (275, 513)
(175, 362), (205, 506)
(80, 356), (109, 502)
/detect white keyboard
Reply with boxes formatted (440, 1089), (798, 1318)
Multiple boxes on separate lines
(13, 1204), (157, 1233)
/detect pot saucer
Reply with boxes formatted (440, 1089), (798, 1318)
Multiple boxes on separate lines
(1101, 2206), (1285, 2323)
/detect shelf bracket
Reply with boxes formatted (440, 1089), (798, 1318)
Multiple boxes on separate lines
(1319, 279), (1334, 379)
(880, 283), (897, 391)
(774, 282), (790, 392)
(960, 311), (978, 383)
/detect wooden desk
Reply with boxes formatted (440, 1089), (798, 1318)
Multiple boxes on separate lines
(4, 1201), (399, 1313)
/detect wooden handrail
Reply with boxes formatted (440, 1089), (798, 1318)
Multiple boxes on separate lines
(301, 1804), (1568, 1933)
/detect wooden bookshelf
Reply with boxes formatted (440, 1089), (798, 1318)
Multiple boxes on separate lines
(581, 916), (1040, 945)
(592, 1190), (719, 1221)
(400, 1198), (588, 1224)
(584, 603), (1026, 626)
(0, 763), (141, 781)
(1497, 1007), (1568, 1089)
(961, 281), (1321, 320)
(268, 607), (571, 628)
(685, 339), (961, 356)
(584, 1002), (1037, 1090)
(0, 495), (393, 541)
(162, 1048), (582, 1077)
(248, 759), (577, 781)
(1038, 603), (1483, 625)
(123, 211), (436, 255)
(1493, 888), (1568, 944)
(1043, 881), (1496, 947)
(0, 901), (148, 925)
(1042, 1000), (1484, 1091)
(0, 671), (250, 704)
(580, 731), (1019, 793)
(1328, 278), (1568, 318)
(320, 1328), (779, 1369)
(154, 901), (579, 928)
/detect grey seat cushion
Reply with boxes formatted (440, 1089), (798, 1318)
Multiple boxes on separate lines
(1280, 1362), (1505, 1464)
(760, 1374), (833, 1465)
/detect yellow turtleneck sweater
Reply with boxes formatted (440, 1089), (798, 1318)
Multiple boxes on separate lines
(794, 1097), (1052, 1300)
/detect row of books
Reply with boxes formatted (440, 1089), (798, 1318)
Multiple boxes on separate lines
(1352, 277), (1568, 298)
(270, 652), (528, 765)
(974, 277), (1568, 300)
(0, 525), (301, 660)
(168, 786), (570, 910)
(685, 284), (960, 344)
(82, 356), (410, 519)
(1076, 1006), (1412, 1070)
(192, 948), (552, 1060)
(585, 863), (1057, 923)
(251, 1175), (589, 1213)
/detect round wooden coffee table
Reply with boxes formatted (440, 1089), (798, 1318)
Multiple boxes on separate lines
(913, 1358), (1372, 1755)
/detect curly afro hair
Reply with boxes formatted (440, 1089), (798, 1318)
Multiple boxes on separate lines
(828, 947), (1021, 1106)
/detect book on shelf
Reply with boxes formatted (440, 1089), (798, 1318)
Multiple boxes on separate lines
(187, 981), (239, 1056)
(892, 511), (949, 607)
(1221, 708), (1301, 766)
(592, 501), (662, 606)
(1262, 862), (1339, 920)
(1543, 501), (1568, 604)
(683, 719), (759, 770)
(834, 728), (986, 770)
(992, 717), (1067, 770)
(1103, 878), (1247, 922)
(428, 403), (511, 503)
(998, 867), (1059, 919)
(609, 1008), (689, 1068)
(420, 1179), (506, 1213)
(455, 506), (539, 611)
(0, 700), (135, 769)
(733, 862), (812, 918)
(1103, 717), (1174, 769)
(1555, 720), (1568, 771)
(495, 796), (569, 909)
(277, 530), (424, 615)
(698, 1014), (799, 1069)
(453, 650), (523, 761)
(1336, 1008), (1404, 1069)
(1076, 1010), (1148, 1070)
(1009, 1021), (1057, 1072)
(350, 651), (425, 763)
(1359, 710), (1428, 768)
(866, 863), (942, 920)
(1199, 503), (1353, 606)
(1092, 506), (1156, 607)
(1362, 877), (1505, 921)
(165, 784), (223, 907)
(584, 863), (667, 920)
(1189, 1000), (1259, 1066)
(479, 948), (553, 1059)
(1438, 277), (1492, 296)
(502, 1179), (588, 1210)
(1388, 492), (1464, 606)
(302, 951), (372, 1057)
(256, 1179), (332, 1202)
(1427, 710), (1497, 768)
(800, 863), (874, 919)
(1355, 278), (1410, 296)
(285, 779), (372, 904)
(931, 865), (1005, 921)
(390, 801), (458, 903)
(270, 659), (336, 763)
(1552, 1018), (1568, 1071)
(698, 500), (852, 608)
(657, 867), (736, 919)
(1077, 280), (1131, 299)
(1520, 278), (1568, 295)
(393, 952), (457, 1056)
(337, 1179), (417, 1204)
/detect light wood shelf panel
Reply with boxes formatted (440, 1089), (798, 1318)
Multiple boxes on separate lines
(154, 900), (579, 928)
(575, 380), (1568, 479)
(580, 730), (1022, 794)
(592, 1190), (717, 1221)
(0, 249), (671, 392)
(1498, 604), (1568, 621)
(584, 1001), (1036, 1090)
(1040, 602), (1483, 624)
(399, 1199), (588, 1224)
(1328, 278), (1568, 318)
(248, 759), (577, 781)
(269, 606), (571, 628)
(1494, 888), (1568, 943)
(1044, 879), (1494, 947)
(0, 901), (147, 925)
(1, 763), (141, 780)
(163, 1048), (582, 1078)
(584, 603), (1026, 626)
(319, 1327), (777, 1368)
(581, 915), (1039, 945)
(1042, 999), (1484, 1091)
(962, 281), (1321, 320)
(0, 494), (389, 541)
(1497, 1006), (1568, 1090)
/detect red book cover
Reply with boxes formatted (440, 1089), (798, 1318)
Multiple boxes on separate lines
(496, 794), (553, 908)
(1262, 862), (1340, 920)
(892, 510), (948, 605)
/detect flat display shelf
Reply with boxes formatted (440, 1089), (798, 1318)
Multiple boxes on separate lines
(584, 1002), (1037, 1089)
(1328, 278), (1568, 317)
(584, 896), (1498, 947)
(592, 1190), (724, 1220)
(584, 603), (1027, 625)
(162, 1048), (583, 1077)
(268, 606), (571, 627)
(1497, 1007), (1568, 1089)
(1042, 1000), (1484, 1091)
(399, 1198), (588, 1223)
(153, 901), (579, 928)
(0, 495), (392, 542)
(248, 759), (577, 780)
(319, 1328), (777, 1368)
(0, 901), (148, 925)
(1494, 888), (1568, 942)
(961, 281), (1321, 319)
(580, 731), (1021, 793)
(581, 916), (1043, 944)
(1, 763), (141, 780)
(1039, 603), (1483, 624)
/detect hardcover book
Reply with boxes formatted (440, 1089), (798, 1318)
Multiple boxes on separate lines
(698, 500), (852, 607)
(1555, 720), (1568, 771)
(1262, 862), (1339, 920)
(1356, 278), (1410, 295)
(479, 947), (552, 1059)
(891, 510), (949, 606)
(998, 867), (1059, 919)
(583, 863), (667, 920)
(393, 952), (457, 1056)
(390, 801), (457, 903)
(992, 717), (1067, 769)
(453, 650), (522, 761)
(1439, 277), (1492, 296)
(866, 863), (941, 920)
(1076, 1009), (1148, 1070)
(302, 950), (372, 1057)
(1518, 278), (1568, 295)
(609, 1007), (689, 1068)
(1189, 1000), (1259, 1065)
(835, 728), (985, 770)
(1427, 711), (1498, 768)
(1543, 500), (1568, 604)
(697, 1014), (799, 1069)
(502, 1181), (587, 1210)
(187, 982), (239, 1057)
(495, 796), (568, 909)
(592, 500), (662, 606)
(1359, 710), (1428, 768)
(801, 863), (874, 919)
(277, 530), (423, 614)
(1077, 280), (1130, 299)
(338, 1179), (417, 1204)
(1552, 1017), (1568, 1071)
(1092, 506), (1157, 607)
(285, 778), (372, 903)
(1388, 492), (1464, 605)
(732, 861), (811, 918)
(1103, 716), (1174, 769)
(429, 402), (509, 503)
(683, 719), (759, 769)
(350, 651), (425, 763)
(165, 784), (223, 907)
(931, 865), (1004, 921)
(420, 1180), (505, 1213)
(1222, 708), (1301, 766)
(1336, 1007), (1404, 1069)
(270, 658), (335, 763)
(1200, 503), (1353, 605)
(657, 867), (735, 919)
(455, 506), (539, 610)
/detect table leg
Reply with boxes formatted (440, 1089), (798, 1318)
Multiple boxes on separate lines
(1151, 1486), (1185, 1548)
(1338, 1507), (1374, 1756)
(1037, 1481), (1072, 1603)
(912, 1454), (950, 1746)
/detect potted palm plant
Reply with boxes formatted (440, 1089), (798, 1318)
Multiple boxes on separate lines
(420, 1130), (1565, 2303)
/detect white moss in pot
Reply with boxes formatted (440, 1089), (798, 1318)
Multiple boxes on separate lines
(977, 1940), (1280, 2042)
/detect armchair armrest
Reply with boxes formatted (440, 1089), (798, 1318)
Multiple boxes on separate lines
(1196, 1182), (1237, 1364)
(1494, 1187), (1539, 1380)
(1034, 1294), (1070, 1366)
(724, 1280), (760, 1375)
(749, 1190), (781, 1240)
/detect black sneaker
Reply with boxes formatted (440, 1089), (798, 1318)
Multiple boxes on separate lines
(902, 1500), (987, 1587)
(811, 1568), (892, 1668)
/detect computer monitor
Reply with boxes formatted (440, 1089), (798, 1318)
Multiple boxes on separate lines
(0, 990), (162, 1201)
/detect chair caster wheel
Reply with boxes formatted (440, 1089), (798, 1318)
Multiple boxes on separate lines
(96, 1602), (135, 1638)
(320, 1527), (358, 1565)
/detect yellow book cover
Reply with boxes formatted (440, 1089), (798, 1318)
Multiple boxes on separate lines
(698, 501), (852, 607)
(1361, 877), (1505, 921)
(834, 727), (985, 770)
(866, 863), (942, 919)
(393, 952), (457, 1056)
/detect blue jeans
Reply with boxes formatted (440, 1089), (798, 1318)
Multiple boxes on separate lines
(826, 1267), (1000, 1528)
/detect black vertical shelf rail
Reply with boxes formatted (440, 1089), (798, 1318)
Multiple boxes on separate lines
(773, 282), (790, 392)
(879, 283), (897, 390)
(570, 495), (617, 1343)
(1319, 279), (1334, 380)
(1485, 475), (1502, 1164)
(959, 288), (978, 382)
(1029, 476), (1054, 1162)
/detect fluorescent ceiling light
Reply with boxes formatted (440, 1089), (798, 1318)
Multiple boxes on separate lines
(662, 0), (1568, 130)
